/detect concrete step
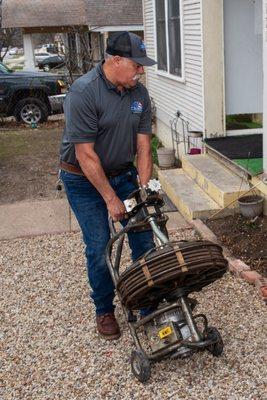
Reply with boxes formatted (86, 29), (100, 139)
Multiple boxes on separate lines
(158, 168), (234, 221)
(182, 154), (250, 208)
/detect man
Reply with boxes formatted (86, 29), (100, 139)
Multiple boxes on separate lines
(59, 32), (157, 340)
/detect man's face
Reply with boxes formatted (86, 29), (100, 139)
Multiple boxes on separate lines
(116, 57), (145, 88)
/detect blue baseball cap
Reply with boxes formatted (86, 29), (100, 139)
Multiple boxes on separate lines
(106, 31), (157, 67)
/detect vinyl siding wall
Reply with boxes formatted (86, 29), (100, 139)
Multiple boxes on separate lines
(143, 0), (204, 149)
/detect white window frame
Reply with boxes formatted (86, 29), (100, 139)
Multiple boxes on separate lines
(153, 0), (185, 82)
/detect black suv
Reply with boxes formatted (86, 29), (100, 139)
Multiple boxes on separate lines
(0, 62), (67, 124)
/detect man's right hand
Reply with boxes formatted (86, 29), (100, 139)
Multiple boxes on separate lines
(106, 195), (126, 222)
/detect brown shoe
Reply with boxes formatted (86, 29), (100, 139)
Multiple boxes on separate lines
(96, 312), (121, 340)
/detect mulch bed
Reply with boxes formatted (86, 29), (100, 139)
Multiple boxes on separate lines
(207, 214), (267, 277)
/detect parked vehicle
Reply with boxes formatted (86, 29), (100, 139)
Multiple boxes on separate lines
(0, 62), (67, 124)
(35, 44), (57, 53)
(8, 47), (18, 55)
(36, 44), (58, 54)
(34, 52), (52, 65)
(38, 55), (65, 72)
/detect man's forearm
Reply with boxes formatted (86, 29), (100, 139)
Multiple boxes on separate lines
(75, 144), (126, 221)
(136, 150), (153, 186)
(77, 149), (116, 203)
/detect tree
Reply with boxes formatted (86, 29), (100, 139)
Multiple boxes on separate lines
(58, 26), (103, 83)
(0, 0), (22, 61)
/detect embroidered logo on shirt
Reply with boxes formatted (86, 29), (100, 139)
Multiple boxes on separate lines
(131, 101), (143, 114)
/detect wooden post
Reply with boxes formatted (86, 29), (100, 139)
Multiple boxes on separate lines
(202, 0), (225, 138)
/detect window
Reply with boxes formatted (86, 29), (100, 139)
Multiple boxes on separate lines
(155, 0), (182, 77)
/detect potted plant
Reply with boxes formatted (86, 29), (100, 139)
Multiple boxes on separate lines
(238, 194), (264, 218)
(156, 146), (176, 168)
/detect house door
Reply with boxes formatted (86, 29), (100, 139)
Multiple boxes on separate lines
(224, 0), (263, 117)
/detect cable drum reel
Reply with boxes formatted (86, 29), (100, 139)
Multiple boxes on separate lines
(105, 180), (228, 383)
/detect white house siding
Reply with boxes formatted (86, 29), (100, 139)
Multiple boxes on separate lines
(143, 0), (203, 152)
(263, 0), (267, 175)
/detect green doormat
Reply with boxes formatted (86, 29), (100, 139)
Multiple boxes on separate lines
(234, 158), (263, 176)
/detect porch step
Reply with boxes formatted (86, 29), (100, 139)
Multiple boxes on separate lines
(205, 145), (250, 180)
(182, 154), (250, 208)
(158, 169), (233, 221)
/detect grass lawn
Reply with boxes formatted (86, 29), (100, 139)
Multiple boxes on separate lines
(226, 115), (262, 130)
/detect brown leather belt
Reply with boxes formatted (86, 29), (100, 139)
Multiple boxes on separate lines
(60, 161), (84, 176)
(60, 161), (134, 178)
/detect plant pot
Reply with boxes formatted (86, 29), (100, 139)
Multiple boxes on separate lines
(156, 147), (175, 168)
(238, 195), (264, 218)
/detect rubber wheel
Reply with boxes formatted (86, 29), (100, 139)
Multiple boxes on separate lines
(131, 350), (151, 383)
(43, 64), (50, 72)
(14, 97), (48, 124)
(205, 327), (224, 357)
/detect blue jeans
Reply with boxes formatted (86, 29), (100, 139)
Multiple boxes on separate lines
(60, 167), (155, 315)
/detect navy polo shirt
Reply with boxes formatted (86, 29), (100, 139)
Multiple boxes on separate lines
(60, 61), (152, 172)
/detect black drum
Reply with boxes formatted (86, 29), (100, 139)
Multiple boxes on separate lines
(117, 240), (228, 309)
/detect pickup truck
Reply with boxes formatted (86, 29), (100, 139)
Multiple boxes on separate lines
(0, 62), (67, 124)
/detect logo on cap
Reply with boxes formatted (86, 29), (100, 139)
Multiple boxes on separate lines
(140, 41), (146, 53)
(131, 101), (143, 114)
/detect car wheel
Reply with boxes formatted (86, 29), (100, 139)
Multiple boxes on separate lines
(14, 97), (49, 125)
(43, 64), (50, 72)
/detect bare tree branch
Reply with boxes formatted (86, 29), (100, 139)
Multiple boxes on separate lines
(0, 0), (22, 61)
(57, 26), (103, 83)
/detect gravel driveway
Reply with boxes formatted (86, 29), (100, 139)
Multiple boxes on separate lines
(1, 229), (266, 400)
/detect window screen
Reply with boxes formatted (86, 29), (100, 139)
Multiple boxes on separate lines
(155, 0), (182, 77)
(156, 0), (167, 71)
(168, 0), (181, 76)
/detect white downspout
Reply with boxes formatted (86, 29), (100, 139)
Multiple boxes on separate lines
(23, 33), (36, 71)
